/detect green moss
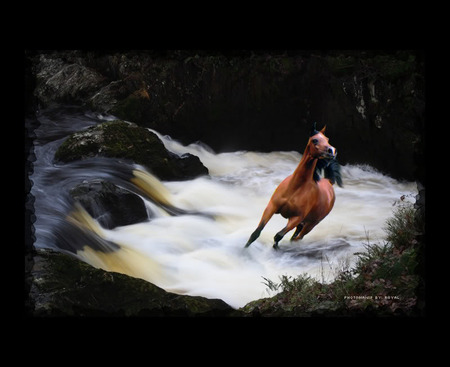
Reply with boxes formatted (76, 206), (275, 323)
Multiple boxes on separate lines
(54, 128), (102, 162)
(326, 52), (418, 82)
(101, 120), (169, 163)
(54, 120), (169, 167)
(110, 93), (151, 123)
(371, 54), (416, 80)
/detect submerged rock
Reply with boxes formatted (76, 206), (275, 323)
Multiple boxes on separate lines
(70, 180), (149, 229)
(54, 120), (209, 181)
(27, 248), (238, 316)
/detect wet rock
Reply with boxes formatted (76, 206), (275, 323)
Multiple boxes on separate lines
(34, 53), (107, 106)
(109, 85), (153, 124)
(172, 153), (210, 179)
(54, 120), (209, 181)
(70, 180), (149, 229)
(88, 80), (128, 112)
(27, 248), (238, 317)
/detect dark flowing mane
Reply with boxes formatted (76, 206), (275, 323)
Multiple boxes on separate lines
(314, 158), (343, 187)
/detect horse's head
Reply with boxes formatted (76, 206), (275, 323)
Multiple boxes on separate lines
(308, 123), (337, 159)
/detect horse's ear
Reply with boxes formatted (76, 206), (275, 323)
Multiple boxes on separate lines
(320, 125), (327, 134)
(310, 122), (319, 136)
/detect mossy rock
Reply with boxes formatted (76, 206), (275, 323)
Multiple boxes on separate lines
(54, 119), (170, 165)
(109, 88), (153, 124)
(54, 120), (208, 181)
(28, 248), (239, 317)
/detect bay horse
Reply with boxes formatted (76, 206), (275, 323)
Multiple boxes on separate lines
(245, 123), (343, 250)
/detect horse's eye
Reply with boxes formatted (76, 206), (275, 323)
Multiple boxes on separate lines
(312, 139), (318, 145)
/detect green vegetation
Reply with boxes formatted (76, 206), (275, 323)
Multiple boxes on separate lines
(371, 54), (417, 81)
(326, 51), (418, 81)
(242, 200), (424, 316)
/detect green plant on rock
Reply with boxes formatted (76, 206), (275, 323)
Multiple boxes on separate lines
(384, 203), (418, 250)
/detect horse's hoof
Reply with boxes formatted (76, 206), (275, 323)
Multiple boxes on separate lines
(273, 244), (279, 250)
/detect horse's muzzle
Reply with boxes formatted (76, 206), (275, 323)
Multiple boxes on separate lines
(323, 146), (337, 159)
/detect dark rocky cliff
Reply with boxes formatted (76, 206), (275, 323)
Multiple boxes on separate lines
(28, 49), (425, 182)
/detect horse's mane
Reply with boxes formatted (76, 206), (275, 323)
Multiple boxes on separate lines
(314, 158), (343, 187)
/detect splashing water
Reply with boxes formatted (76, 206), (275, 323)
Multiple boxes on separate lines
(28, 107), (418, 309)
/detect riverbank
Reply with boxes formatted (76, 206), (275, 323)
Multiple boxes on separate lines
(241, 200), (425, 316)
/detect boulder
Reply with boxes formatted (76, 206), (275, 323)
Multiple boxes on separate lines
(34, 53), (107, 106)
(109, 85), (153, 124)
(54, 120), (209, 181)
(69, 180), (149, 229)
(26, 248), (238, 317)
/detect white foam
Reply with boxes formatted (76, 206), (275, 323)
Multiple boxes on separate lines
(80, 138), (417, 308)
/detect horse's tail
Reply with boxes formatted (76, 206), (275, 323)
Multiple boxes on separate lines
(324, 159), (343, 187)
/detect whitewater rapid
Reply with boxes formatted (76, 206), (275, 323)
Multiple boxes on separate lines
(29, 108), (418, 309)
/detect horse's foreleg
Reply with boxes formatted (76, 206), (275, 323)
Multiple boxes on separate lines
(245, 225), (264, 248)
(273, 216), (303, 250)
(245, 202), (277, 248)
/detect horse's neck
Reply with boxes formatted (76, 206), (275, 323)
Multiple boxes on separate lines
(290, 146), (317, 189)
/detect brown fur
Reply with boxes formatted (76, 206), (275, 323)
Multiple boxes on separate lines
(245, 126), (338, 249)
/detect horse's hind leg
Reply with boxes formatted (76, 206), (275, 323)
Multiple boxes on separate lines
(292, 221), (318, 241)
(290, 223), (304, 241)
(273, 216), (302, 250)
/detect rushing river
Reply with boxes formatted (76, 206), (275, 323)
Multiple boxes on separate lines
(27, 106), (418, 309)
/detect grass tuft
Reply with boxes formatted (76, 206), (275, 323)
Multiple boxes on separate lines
(242, 200), (423, 316)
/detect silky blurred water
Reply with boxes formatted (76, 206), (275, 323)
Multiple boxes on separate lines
(28, 107), (418, 308)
